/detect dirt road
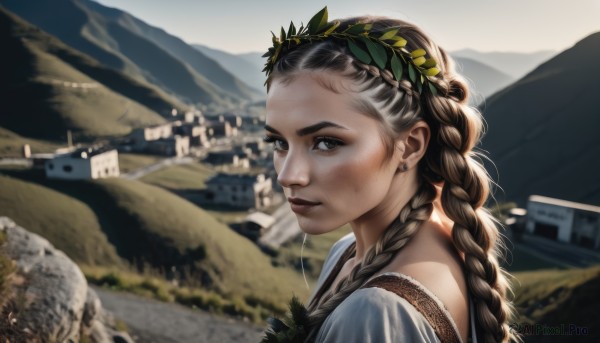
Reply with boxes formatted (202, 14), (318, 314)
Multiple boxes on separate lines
(93, 286), (264, 343)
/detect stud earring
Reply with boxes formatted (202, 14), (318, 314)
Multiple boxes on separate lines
(401, 164), (408, 172)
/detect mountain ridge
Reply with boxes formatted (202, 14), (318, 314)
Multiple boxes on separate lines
(3, 0), (259, 106)
(480, 31), (600, 206)
(0, 6), (172, 140)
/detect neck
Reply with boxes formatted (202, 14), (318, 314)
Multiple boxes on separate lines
(350, 170), (421, 262)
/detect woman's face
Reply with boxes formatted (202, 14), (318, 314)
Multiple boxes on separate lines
(265, 72), (403, 234)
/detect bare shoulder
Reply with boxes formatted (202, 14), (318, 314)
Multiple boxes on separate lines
(379, 217), (469, 342)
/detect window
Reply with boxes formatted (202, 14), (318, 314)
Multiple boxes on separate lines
(48, 163), (54, 170)
(63, 165), (73, 173)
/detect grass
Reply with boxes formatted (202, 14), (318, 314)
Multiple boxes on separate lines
(118, 153), (162, 174)
(0, 169), (308, 318)
(273, 226), (352, 281)
(0, 127), (61, 158)
(2, 8), (168, 141)
(0, 231), (15, 307)
(511, 266), (600, 342)
(140, 162), (216, 190)
(0, 173), (123, 267)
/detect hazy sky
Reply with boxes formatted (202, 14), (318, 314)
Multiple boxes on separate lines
(93, 0), (600, 54)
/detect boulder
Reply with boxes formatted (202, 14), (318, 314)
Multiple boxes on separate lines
(0, 217), (133, 342)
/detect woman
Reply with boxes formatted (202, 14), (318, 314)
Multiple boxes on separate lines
(262, 7), (516, 343)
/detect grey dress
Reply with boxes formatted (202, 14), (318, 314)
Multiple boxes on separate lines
(308, 233), (478, 343)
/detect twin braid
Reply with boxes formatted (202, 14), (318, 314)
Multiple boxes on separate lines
(306, 181), (437, 339)
(267, 24), (515, 341)
(422, 78), (513, 343)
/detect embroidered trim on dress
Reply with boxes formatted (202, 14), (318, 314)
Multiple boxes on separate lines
(362, 274), (462, 343)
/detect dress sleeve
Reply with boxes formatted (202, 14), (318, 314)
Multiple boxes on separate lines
(315, 287), (441, 343)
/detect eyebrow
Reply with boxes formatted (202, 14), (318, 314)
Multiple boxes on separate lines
(264, 121), (348, 137)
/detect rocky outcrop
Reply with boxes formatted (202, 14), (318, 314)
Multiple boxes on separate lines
(0, 217), (133, 342)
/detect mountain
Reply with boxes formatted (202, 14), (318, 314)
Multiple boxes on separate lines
(238, 51), (267, 71)
(193, 44), (267, 96)
(0, 7), (177, 141)
(452, 49), (556, 80)
(3, 0), (261, 106)
(480, 32), (600, 206)
(452, 56), (515, 103)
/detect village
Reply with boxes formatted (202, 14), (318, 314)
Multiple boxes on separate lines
(10, 108), (301, 248)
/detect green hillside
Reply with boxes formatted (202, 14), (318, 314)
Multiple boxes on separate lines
(481, 31), (600, 206)
(139, 163), (216, 190)
(0, 174), (123, 266)
(0, 127), (60, 157)
(3, 0), (256, 106)
(512, 266), (600, 342)
(0, 7), (172, 141)
(0, 168), (307, 308)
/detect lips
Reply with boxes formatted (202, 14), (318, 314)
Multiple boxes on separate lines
(287, 197), (321, 214)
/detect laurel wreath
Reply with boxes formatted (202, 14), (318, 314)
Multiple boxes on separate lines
(262, 6), (441, 95)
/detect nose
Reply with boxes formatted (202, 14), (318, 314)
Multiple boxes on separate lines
(276, 149), (310, 188)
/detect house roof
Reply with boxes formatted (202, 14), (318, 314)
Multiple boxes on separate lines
(57, 146), (115, 159)
(528, 195), (600, 214)
(244, 212), (275, 228)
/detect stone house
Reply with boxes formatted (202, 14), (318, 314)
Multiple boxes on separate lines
(205, 173), (273, 209)
(45, 146), (119, 180)
(203, 150), (249, 169)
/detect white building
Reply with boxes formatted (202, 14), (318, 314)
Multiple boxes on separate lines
(45, 146), (120, 180)
(526, 195), (600, 249)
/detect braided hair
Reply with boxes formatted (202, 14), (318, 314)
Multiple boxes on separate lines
(266, 16), (516, 343)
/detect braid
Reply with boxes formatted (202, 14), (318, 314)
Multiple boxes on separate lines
(266, 16), (517, 342)
(306, 181), (437, 339)
(422, 77), (515, 343)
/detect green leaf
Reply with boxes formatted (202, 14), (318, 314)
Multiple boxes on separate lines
(424, 67), (440, 76)
(363, 38), (387, 69)
(411, 48), (426, 58)
(428, 82), (438, 95)
(288, 21), (296, 37)
(323, 20), (340, 36)
(379, 28), (399, 40)
(271, 31), (277, 44)
(412, 56), (426, 67)
(408, 63), (416, 83)
(422, 58), (437, 68)
(344, 23), (371, 35)
(307, 6), (328, 34)
(390, 54), (403, 81)
(280, 26), (286, 43)
(348, 40), (372, 64)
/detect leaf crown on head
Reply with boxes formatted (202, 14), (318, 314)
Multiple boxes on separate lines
(263, 6), (442, 95)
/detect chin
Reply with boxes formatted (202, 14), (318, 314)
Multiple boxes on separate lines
(295, 216), (339, 235)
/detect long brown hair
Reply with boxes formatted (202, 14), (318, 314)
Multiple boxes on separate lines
(267, 16), (516, 343)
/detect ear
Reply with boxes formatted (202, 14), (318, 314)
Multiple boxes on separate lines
(395, 120), (430, 171)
